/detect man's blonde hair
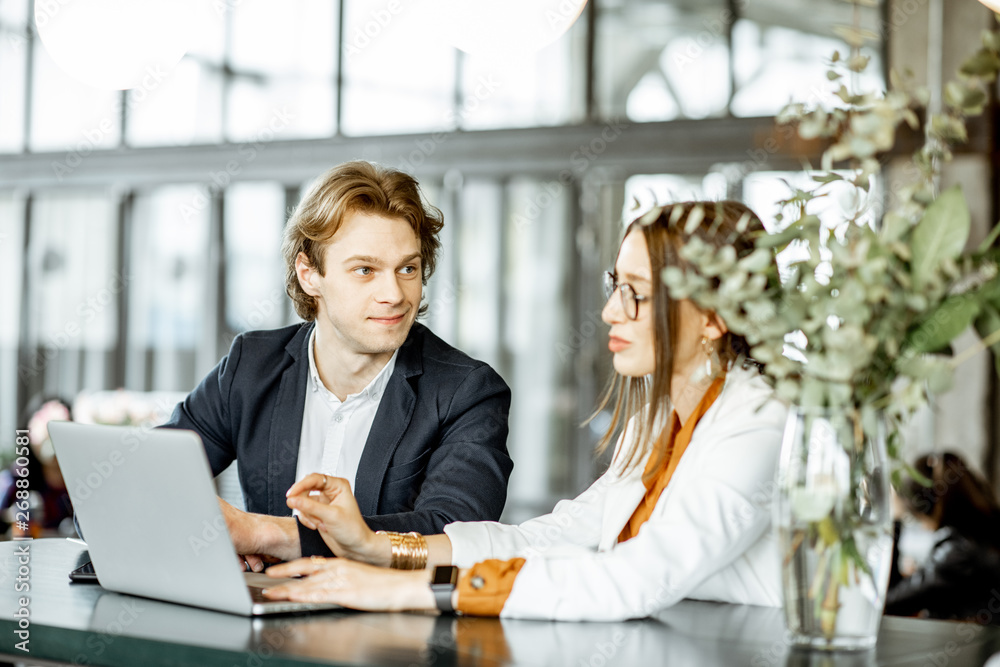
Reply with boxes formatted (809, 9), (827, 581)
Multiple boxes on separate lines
(282, 161), (444, 321)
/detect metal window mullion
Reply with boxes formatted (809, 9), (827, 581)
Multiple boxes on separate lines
(221, 4), (234, 143)
(119, 90), (128, 148)
(23, 0), (35, 152)
(584, 0), (597, 122)
(496, 177), (511, 381)
(453, 50), (466, 131)
(111, 190), (133, 389)
(335, 0), (345, 136)
(15, 192), (34, 425)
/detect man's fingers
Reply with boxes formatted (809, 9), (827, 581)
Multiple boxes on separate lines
(245, 554), (265, 573)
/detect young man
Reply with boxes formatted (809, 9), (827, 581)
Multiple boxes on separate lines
(163, 161), (512, 566)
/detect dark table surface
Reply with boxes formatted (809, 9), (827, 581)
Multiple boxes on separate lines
(2, 538), (1000, 667)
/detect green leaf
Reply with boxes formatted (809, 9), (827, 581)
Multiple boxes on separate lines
(984, 29), (1000, 53)
(960, 50), (1000, 78)
(910, 185), (970, 291)
(904, 295), (981, 354)
(812, 172), (844, 184)
(976, 220), (1000, 255)
(974, 304), (1000, 378)
(832, 24), (879, 48)
(847, 54), (871, 73)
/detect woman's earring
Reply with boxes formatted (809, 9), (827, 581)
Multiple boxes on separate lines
(701, 336), (722, 380)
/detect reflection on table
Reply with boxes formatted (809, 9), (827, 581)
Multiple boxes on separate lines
(1, 539), (999, 667)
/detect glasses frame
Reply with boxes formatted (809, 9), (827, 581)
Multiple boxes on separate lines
(603, 270), (650, 321)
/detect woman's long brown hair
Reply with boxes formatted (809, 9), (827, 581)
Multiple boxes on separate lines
(590, 201), (767, 481)
(900, 452), (1000, 549)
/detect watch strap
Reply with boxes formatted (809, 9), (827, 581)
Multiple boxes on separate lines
(430, 565), (458, 613)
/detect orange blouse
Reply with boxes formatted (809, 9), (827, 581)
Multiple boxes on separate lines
(455, 375), (726, 616)
(618, 375), (725, 542)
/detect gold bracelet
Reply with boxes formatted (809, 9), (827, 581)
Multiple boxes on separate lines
(376, 530), (428, 570)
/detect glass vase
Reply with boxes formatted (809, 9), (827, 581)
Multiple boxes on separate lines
(774, 406), (894, 650)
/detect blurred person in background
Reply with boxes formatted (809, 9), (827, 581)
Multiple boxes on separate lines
(886, 452), (1000, 623)
(1, 396), (75, 537)
(259, 201), (789, 621)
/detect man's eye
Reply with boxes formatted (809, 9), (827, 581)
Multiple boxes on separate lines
(399, 266), (417, 275)
(354, 267), (373, 276)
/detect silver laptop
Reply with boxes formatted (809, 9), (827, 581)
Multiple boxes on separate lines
(49, 421), (340, 616)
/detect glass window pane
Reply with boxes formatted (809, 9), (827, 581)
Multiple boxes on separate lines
(460, 17), (587, 130)
(124, 1), (225, 146)
(504, 179), (573, 505)
(341, 0), (455, 135)
(30, 39), (121, 151)
(0, 192), (24, 440)
(127, 187), (210, 392)
(622, 173), (728, 223)
(227, 78), (332, 142)
(28, 192), (118, 351)
(22, 191), (117, 399)
(224, 183), (288, 332)
(126, 57), (224, 146)
(731, 1), (884, 117)
(419, 181), (460, 342)
(456, 180), (502, 368)
(597, 0), (731, 122)
(226, 0), (337, 141)
(0, 0), (28, 152)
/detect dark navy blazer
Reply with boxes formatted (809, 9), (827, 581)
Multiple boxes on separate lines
(163, 321), (513, 557)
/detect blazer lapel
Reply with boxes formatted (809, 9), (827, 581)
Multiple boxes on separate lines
(266, 323), (312, 516)
(599, 469), (646, 551)
(353, 326), (423, 517)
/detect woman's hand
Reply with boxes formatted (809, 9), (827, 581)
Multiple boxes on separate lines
(286, 473), (390, 566)
(263, 557), (435, 612)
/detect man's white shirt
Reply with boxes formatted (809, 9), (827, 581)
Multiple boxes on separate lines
(294, 328), (397, 494)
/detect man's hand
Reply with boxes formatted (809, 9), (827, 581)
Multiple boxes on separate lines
(218, 497), (301, 565)
(285, 474), (390, 567)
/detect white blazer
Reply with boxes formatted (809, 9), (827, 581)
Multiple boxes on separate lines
(444, 366), (788, 621)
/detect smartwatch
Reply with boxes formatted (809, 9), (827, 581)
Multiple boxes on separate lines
(430, 565), (459, 613)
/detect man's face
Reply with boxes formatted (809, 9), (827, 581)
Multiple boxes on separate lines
(298, 211), (423, 355)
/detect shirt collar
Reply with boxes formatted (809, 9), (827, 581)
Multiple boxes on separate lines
(307, 327), (399, 402)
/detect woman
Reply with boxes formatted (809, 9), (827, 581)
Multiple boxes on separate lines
(0, 396), (74, 537)
(263, 201), (788, 621)
(886, 452), (1000, 623)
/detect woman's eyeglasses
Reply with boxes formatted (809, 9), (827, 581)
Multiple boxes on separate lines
(603, 271), (650, 321)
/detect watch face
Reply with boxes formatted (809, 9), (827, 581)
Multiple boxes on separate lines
(432, 566), (458, 586)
